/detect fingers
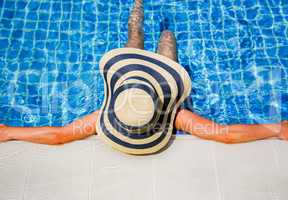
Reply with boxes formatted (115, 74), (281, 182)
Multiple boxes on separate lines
(157, 30), (178, 62)
(279, 121), (288, 140)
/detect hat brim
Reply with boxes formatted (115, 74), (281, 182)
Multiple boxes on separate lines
(97, 48), (191, 155)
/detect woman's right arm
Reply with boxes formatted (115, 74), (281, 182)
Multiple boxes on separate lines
(0, 111), (100, 145)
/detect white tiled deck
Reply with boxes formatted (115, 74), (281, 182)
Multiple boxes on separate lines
(0, 135), (287, 200)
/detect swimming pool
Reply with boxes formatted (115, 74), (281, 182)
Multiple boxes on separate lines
(0, 0), (287, 127)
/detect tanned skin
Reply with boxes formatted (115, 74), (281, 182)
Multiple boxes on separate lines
(0, 0), (287, 145)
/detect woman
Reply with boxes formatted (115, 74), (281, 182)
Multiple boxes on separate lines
(0, 0), (287, 145)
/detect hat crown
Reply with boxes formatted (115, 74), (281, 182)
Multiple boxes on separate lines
(113, 79), (160, 133)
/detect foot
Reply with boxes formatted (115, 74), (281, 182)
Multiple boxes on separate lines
(0, 124), (10, 142)
(278, 121), (288, 140)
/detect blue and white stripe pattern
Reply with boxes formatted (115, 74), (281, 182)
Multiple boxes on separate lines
(96, 48), (191, 154)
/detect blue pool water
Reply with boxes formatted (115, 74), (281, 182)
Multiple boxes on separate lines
(0, 0), (287, 127)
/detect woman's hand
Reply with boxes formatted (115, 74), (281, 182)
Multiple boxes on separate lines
(278, 121), (288, 140)
(0, 124), (10, 142)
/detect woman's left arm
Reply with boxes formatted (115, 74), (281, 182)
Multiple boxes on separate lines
(175, 109), (287, 144)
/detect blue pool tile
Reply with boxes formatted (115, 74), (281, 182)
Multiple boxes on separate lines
(0, 39), (9, 49)
(279, 46), (288, 57)
(30, 61), (43, 70)
(0, 0), (287, 127)
(28, 1), (40, 10)
(1, 19), (12, 28)
(3, 10), (14, 18)
(17, 1), (27, 9)
(25, 22), (37, 29)
(27, 11), (38, 20)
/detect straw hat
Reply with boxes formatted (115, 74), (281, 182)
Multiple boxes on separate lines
(96, 48), (191, 155)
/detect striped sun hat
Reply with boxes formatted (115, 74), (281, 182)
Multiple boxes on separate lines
(96, 48), (191, 155)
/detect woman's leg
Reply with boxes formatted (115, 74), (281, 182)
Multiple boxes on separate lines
(125, 0), (144, 49)
(157, 30), (178, 62)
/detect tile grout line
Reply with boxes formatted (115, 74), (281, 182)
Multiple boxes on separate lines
(210, 142), (223, 200)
